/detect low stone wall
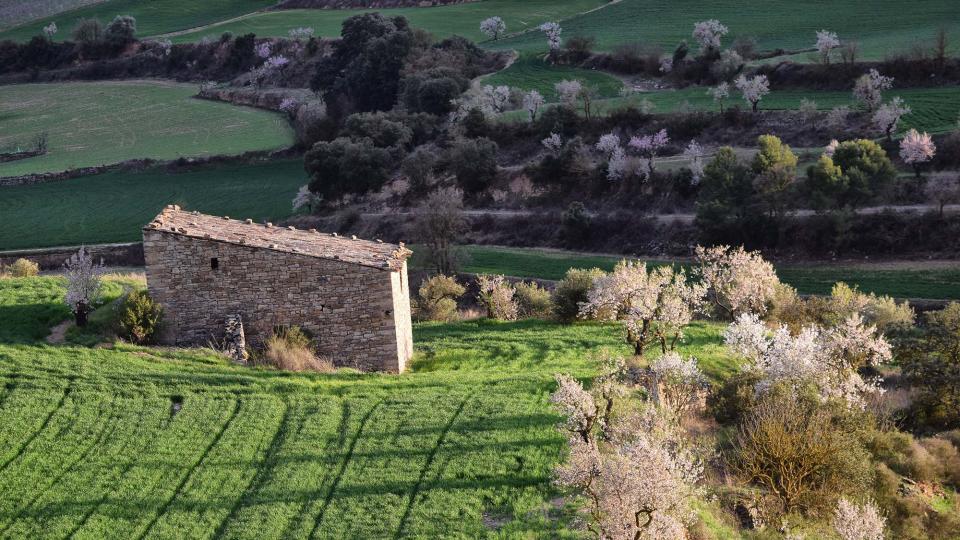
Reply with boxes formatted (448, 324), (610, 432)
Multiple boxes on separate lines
(0, 243), (145, 270)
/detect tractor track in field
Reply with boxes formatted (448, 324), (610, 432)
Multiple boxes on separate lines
(309, 399), (383, 538)
(212, 399), (292, 540)
(136, 399), (243, 540)
(0, 394), (121, 535)
(394, 392), (474, 539)
(0, 383), (72, 476)
(66, 399), (172, 539)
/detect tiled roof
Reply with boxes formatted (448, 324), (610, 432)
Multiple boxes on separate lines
(144, 205), (411, 271)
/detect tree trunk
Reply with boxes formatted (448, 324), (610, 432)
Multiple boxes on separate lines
(75, 302), (88, 327)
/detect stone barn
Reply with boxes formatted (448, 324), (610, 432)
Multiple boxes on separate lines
(142, 205), (413, 372)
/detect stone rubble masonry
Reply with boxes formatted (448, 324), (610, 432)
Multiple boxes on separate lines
(142, 205), (413, 373)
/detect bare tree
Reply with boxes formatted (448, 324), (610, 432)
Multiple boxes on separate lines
(414, 187), (467, 275)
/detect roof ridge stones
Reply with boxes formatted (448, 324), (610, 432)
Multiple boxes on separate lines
(144, 205), (411, 271)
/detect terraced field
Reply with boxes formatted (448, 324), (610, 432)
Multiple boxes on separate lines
(432, 245), (960, 301)
(0, 81), (294, 177)
(490, 0), (960, 60)
(0, 0), (276, 42)
(0, 275), (740, 538)
(0, 159), (305, 251)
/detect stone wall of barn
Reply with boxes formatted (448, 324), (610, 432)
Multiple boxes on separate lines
(143, 229), (411, 372)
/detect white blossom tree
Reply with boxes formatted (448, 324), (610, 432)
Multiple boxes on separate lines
(292, 184), (319, 212)
(288, 27), (314, 40)
(607, 146), (630, 181)
(824, 139), (840, 157)
(596, 133), (621, 156)
(476, 274), (518, 320)
(647, 353), (708, 417)
(683, 140), (706, 184)
(853, 69), (893, 111)
(832, 498), (886, 540)
(724, 312), (891, 407)
(522, 89), (544, 122)
(924, 172), (960, 217)
(815, 30), (840, 63)
(692, 20), (728, 53)
(551, 373), (702, 539)
(628, 129), (669, 176)
(899, 128), (936, 178)
(694, 245), (780, 318)
(555, 79), (583, 107)
(542, 132), (563, 153)
(64, 246), (104, 326)
(42, 22), (58, 39)
(827, 105), (852, 128)
(540, 21), (562, 53)
(873, 97), (910, 141)
(734, 74), (770, 112)
(659, 56), (674, 74)
(480, 16), (506, 40)
(707, 82), (729, 112)
(579, 261), (705, 356)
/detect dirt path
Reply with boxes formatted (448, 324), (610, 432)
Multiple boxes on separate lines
(45, 319), (73, 345)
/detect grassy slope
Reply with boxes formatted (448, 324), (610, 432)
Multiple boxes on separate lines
(0, 275), (738, 538)
(439, 245), (960, 301)
(0, 159), (306, 250)
(0, 81), (294, 177)
(164, 0), (606, 43)
(0, 0), (276, 42)
(491, 0), (960, 59)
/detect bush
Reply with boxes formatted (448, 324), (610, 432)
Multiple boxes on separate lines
(445, 137), (498, 194)
(105, 15), (136, 45)
(515, 281), (553, 319)
(414, 275), (465, 322)
(117, 289), (163, 344)
(343, 112), (413, 149)
(305, 137), (394, 200)
(806, 139), (897, 208)
(5, 258), (39, 277)
(901, 302), (960, 430)
(552, 267), (606, 322)
(476, 274), (518, 320)
(263, 326), (332, 372)
(401, 145), (438, 190)
(72, 18), (103, 43)
(559, 201), (592, 247)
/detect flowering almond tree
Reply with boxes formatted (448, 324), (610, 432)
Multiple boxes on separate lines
(707, 82), (729, 112)
(628, 129), (669, 176)
(683, 140), (706, 184)
(815, 29), (840, 63)
(694, 245), (780, 318)
(480, 16), (506, 40)
(541, 132), (563, 153)
(833, 498), (886, 540)
(647, 353), (708, 417)
(733, 74), (770, 112)
(853, 69), (893, 111)
(579, 261), (705, 357)
(872, 96), (910, 141)
(692, 19), (728, 53)
(551, 372), (702, 539)
(539, 21), (562, 53)
(899, 128), (936, 178)
(724, 312), (891, 407)
(522, 89), (544, 122)
(64, 246), (104, 326)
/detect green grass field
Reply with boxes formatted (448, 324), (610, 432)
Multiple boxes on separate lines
(163, 0), (606, 44)
(0, 0), (277, 42)
(0, 275), (738, 538)
(439, 245), (960, 301)
(496, 80), (960, 135)
(0, 81), (294, 177)
(0, 160), (305, 250)
(490, 0), (960, 60)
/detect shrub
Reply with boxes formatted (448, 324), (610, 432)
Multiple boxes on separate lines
(5, 258), (39, 277)
(117, 289), (163, 344)
(445, 137), (498, 193)
(807, 139), (897, 208)
(401, 145), (438, 190)
(263, 326), (332, 372)
(343, 112), (413, 149)
(105, 15), (136, 45)
(72, 18), (103, 43)
(901, 302), (960, 430)
(559, 201), (592, 247)
(515, 281), (553, 319)
(730, 390), (871, 514)
(476, 274), (518, 320)
(305, 137), (393, 200)
(414, 275), (465, 322)
(552, 267), (606, 322)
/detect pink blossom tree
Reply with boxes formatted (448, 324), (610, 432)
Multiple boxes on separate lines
(899, 128), (936, 178)
(64, 246), (104, 326)
(734, 74), (770, 112)
(694, 245), (780, 318)
(628, 129), (669, 176)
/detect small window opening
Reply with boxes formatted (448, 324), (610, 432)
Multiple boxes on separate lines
(210, 257), (219, 270)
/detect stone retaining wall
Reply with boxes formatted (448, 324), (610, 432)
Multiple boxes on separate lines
(0, 243), (144, 270)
